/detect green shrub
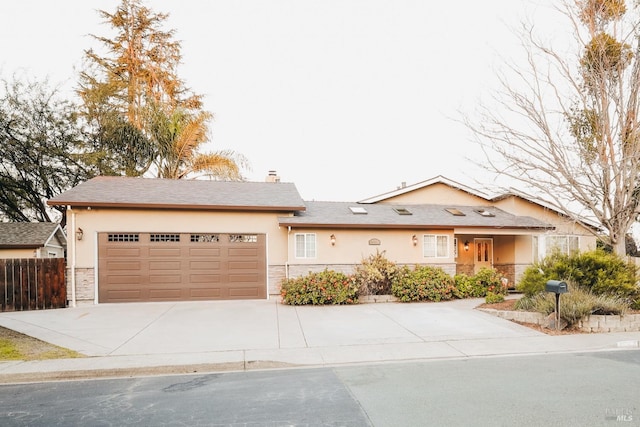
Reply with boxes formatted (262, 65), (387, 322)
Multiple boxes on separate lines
(352, 250), (398, 296)
(485, 292), (505, 304)
(515, 284), (629, 326)
(454, 268), (507, 298)
(517, 249), (639, 302)
(391, 265), (456, 302)
(280, 270), (358, 305)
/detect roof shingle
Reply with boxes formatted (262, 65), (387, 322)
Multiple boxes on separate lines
(48, 176), (306, 211)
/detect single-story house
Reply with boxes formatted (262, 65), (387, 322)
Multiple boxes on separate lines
(0, 222), (67, 259)
(47, 174), (597, 306)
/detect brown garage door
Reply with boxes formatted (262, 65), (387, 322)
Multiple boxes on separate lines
(98, 232), (266, 303)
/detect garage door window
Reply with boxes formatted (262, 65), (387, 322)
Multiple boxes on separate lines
(108, 233), (139, 242)
(190, 234), (220, 243)
(229, 234), (258, 243)
(150, 234), (180, 242)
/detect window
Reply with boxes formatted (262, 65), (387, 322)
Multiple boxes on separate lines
(393, 207), (412, 215)
(190, 234), (220, 243)
(108, 234), (139, 242)
(349, 206), (367, 214)
(474, 209), (495, 217)
(295, 233), (316, 258)
(150, 234), (180, 242)
(229, 234), (258, 243)
(445, 208), (465, 216)
(533, 235), (579, 262)
(423, 234), (449, 258)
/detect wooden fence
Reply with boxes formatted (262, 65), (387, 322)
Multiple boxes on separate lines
(0, 258), (67, 312)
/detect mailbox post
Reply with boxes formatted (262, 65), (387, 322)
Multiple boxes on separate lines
(545, 280), (568, 330)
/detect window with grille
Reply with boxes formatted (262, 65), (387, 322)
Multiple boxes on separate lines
(190, 234), (220, 243)
(229, 234), (258, 243)
(295, 233), (316, 258)
(423, 234), (449, 258)
(150, 234), (180, 242)
(108, 234), (140, 242)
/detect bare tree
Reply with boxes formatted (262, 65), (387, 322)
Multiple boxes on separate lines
(465, 0), (640, 256)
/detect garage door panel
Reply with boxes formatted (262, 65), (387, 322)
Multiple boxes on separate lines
(228, 287), (260, 297)
(104, 275), (143, 285)
(189, 248), (221, 257)
(149, 289), (182, 299)
(149, 248), (182, 257)
(190, 260), (221, 270)
(228, 247), (259, 257)
(189, 288), (222, 298)
(106, 248), (141, 257)
(105, 290), (142, 301)
(149, 261), (181, 270)
(106, 261), (142, 271)
(99, 232), (266, 302)
(189, 274), (221, 283)
(149, 274), (181, 284)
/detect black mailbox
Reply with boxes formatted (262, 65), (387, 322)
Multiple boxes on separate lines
(545, 280), (568, 294)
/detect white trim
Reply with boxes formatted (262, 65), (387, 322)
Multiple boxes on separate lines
(358, 175), (491, 204)
(94, 231), (99, 304)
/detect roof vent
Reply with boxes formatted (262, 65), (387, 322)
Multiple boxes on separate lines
(266, 170), (281, 183)
(445, 208), (466, 216)
(393, 207), (412, 215)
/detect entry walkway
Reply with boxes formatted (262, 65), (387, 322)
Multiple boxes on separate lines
(0, 297), (638, 382)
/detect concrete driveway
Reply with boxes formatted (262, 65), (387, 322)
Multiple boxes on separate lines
(0, 297), (638, 380)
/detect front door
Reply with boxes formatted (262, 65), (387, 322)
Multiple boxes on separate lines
(474, 238), (493, 273)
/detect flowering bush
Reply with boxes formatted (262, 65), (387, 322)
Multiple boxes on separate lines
(455, 268), (508, 298)
(280, 270), (359, 305)
(391, 265), (457, 302)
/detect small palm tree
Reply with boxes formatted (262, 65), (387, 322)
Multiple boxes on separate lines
(150, 107), (247, 180)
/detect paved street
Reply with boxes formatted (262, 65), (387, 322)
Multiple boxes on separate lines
(0, 350), (638, 426)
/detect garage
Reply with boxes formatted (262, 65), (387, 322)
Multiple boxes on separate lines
(98, 232), (267, 303)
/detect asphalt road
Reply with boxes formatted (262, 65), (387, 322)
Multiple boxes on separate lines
(0, 350), (638, 426)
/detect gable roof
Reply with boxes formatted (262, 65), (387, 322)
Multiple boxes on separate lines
(47, 176), (306, 212)
(358, 175), (491, 204)
(0, 223), (67, 249)
(278, 201), (554, 230)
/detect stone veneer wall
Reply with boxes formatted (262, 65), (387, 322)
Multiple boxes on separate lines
(481, 308), (640, 333)
(66, 267), (95, 305)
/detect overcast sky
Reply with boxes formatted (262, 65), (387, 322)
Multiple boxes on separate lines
(0, 0), (556, 201)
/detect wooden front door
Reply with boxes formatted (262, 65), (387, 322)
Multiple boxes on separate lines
(474, 238), (493, 273)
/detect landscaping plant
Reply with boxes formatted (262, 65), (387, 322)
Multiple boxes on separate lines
(515, 284), (629, 326)
(280, 270), (358, 305)
(352, 250), (398, 296)
(391, 265), (457, 302)
(517, 249), (639, 307)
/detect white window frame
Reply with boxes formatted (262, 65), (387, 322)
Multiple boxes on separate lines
(423, 234), (449, 258)
(295, 233), (317, 259)
(534, 235), (580, 262)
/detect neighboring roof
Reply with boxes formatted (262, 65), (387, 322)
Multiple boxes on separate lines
(358, 175), (492, 204)
(278, 201), (554, 230)
(47, 176), (306, 211)
(0, 222), (67, 249)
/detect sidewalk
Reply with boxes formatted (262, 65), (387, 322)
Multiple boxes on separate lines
(0, 297), (638, 383)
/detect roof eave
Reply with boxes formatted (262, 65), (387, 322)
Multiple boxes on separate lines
(278, 222), (554, 230)
(48, 201), (306, 212)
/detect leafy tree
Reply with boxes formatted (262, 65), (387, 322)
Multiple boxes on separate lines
(148, 107), (247, 180)
(465, 0), (640, 256)
(78, 0), (246, 179)
(0, 74), (94, 226)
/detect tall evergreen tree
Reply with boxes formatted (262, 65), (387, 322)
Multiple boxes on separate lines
(78, 0), (245, 179)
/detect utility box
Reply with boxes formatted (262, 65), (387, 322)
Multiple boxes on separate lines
(545, 280), (568, 294)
